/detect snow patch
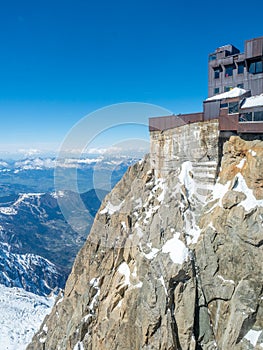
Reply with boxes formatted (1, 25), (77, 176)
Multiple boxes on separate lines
(118, 262), (131, 286)
(117, 262), (142, 289)
(158, 276), (167, 295)
(244, 329), (262, 346)
(211, 181), (231, 207)
(0, 284), (54, 350)
(186, 225), (201, 245)
(179, 161), (195, 198)
(217, 275), (235, 284)
(143, 204), (160, 224)
(56, 295), (64, 305)
(73, 341), (85, 350)
(162, 233), (189, 264)
(142, 243), (159, 260)
(236, 158), (246, 169)
(135, 223), (144, 238)
(51, 190), (65, 199)
(234, 173), (263, 210)
(248, 149), (257, 157)
(121, 221), (127, 230)
(0, 207), (17, 215)
(88, 277), (100, 311)
(134, 198), (142, 209)
(134, 281), (143, 288)
(100, 200), (124, 215)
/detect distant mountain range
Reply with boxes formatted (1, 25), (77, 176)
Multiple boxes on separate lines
(0, 155), (139, 295)
(0, 155), (137, 194)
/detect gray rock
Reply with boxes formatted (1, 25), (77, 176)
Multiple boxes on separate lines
(27, 130), (263, 350)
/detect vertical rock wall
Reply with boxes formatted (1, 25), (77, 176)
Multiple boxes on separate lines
(27, 122), (263, 350)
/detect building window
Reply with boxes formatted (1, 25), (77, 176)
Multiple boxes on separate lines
(239, 113), (253, 122)
(225, 65), (235, 77)
(209, 54), (217, 61)
(254, 111), (263, 122)
(237, 83), (244, 89)
(214, 88), (220, 94)
(256, 61), (263, 73)
(220, 102), (228, 108)
(228, 102), (239, 114)
(214, 68), (221, 79)
(224, 86), (232, 92)
(237, 63), (244, 74)
(239, 111), (263, 122)
(249, 59), (263, 74)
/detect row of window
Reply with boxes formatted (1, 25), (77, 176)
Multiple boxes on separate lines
(239, 111), (263, 122)
(213, 59), (263, 79)
(220, 102), (239, 114)
(214, 63), (244, 79)
(214, 84), (244, 95)
(220, 103), (263, 121)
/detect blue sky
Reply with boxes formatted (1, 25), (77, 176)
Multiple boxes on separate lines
(0, 0), (263, 153)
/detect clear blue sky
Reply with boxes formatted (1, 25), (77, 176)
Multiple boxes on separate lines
(0, 0), (262, 152)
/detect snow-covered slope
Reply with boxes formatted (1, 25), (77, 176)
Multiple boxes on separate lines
(0, 243), (61, 296)
(0, 284), (55, 350)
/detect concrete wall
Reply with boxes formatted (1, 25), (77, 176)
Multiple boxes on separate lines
(150, 120), (219, 176)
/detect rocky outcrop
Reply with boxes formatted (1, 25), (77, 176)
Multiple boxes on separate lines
(27, 134), (263, 350)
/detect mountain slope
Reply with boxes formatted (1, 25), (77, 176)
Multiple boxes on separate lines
(0, 243), (62, 296)
(0, 284), (54, 350)
(0, 189), (108, 292)
(27, 136), (263, 350)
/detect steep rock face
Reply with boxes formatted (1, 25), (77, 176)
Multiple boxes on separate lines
(27, 136), (263, 350)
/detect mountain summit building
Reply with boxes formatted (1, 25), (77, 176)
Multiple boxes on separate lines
(150, 36), (263, 134)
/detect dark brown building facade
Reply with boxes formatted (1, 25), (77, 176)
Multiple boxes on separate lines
(149, 36), (263, 134)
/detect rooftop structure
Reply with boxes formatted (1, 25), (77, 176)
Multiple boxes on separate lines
(149, 36), (263, 134)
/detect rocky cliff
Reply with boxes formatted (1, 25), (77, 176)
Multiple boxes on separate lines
(27, 132), (263, 350)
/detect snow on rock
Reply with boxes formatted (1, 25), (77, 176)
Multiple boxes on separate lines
(211, 180), (231, 206)
(248, 149), (257, 157)
(0, 193), (44, 216)
(117, 262), (143, 289)
(0, 284), (55, 350)
(0, 207), (17, 215)
(51, 190), (66, 199)
(141, 243), (159, 260)
(143, 204), (160, 224)
(73, 341), (85, 350)
(134, 222), (144, 238)
(234, 173), (263, 210)
(244, 329), (262, 347)
(217, 275), (235, 285)
(117, 262), (131, 286)
(158, 276), (167, 295)
(88, 278), (100, 311)
(179, 161), (195, 198)
(100, 200), (124, 215)
(134, 198), (142, 209)
(236, 158), (246, 169)
(186, 224), (201, 245)
(161, 233), (189, 264)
